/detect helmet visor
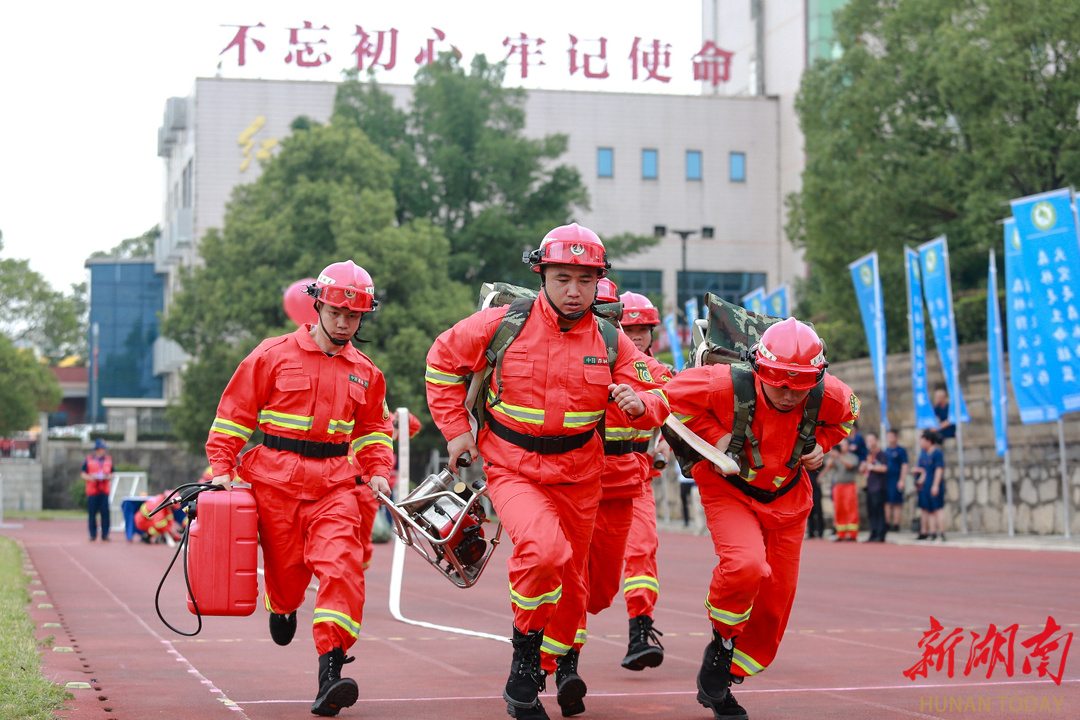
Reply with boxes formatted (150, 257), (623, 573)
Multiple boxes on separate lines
(538, 239), (608, 270)
(756, 364), (821, 391)
(319, 285), (374, 312)
(621, 307), (661, 327)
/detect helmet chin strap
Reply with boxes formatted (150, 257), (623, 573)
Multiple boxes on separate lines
(540, 271), (592, 322)
(315, 302), (353, 347)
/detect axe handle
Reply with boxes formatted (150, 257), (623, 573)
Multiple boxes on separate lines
(663, 415), (740, 476)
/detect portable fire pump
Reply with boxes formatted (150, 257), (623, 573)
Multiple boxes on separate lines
(378, 465), (501, 589)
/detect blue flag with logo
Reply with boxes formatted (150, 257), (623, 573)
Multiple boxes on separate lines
(1009, 188), (1080, 413)
(1003, 218), (1061, 423)
(917, 236), (970, 423)
(684, 297), (698, 330)
(662, 313), (684, 372)
(847, 251), (888, 429)
(764, 285), (789, 318)
(987, 249), (1008, 455)
(742, 287), (766, 314)
(905, 247), (939, 429)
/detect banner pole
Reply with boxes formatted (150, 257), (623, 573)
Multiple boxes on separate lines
(1004, 449), (1015, 537)
(1058, 419), (1070, 539)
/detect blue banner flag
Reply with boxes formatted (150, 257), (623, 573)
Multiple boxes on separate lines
(905, 247), (939, 429)
(662, 313), (684, 372)
(684, 297), (699, 329)
(847, 251), (888, 429)
(1009, 188), (1080, 413)
(742, 287), (766, 314)
(987, 249), (1008, 455)
(917, 236), (970, 423)
(764, 285), (789, 318)
(1004, 218), (1062, 422)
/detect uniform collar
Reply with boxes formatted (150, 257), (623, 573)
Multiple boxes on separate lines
(294, 324), (361, 361)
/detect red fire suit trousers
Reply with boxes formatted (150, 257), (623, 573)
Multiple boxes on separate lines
(699, 480), (809, 679)
(622, 486), (660, 618)
(832, 482), (859, 540)
(254, 482), (366, 656)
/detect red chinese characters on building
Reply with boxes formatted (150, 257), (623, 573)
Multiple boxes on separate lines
(415, 28), (461, 65)
(904, 617), (1072, 686)
(628, 37), (671, 83)
(568, 35), (609, 79)
(503, 33), (545, 79)
(353, 26), (398, 71)
(285, 21), (331, 68)
(220, 23), (266, 67)
(693, 41), (734, 86)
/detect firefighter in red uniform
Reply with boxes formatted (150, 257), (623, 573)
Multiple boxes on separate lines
(425, 224), (669, 720)
(616, 291), (670, 672)
(664, 319), (857, 720)
(207, 260), (394, 718)
(133, 492), (182, 542)
(354, 411), (421, 569)
(535, 279), (673, 717)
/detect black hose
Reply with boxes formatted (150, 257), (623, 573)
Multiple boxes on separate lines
(153, 483), (221, 636)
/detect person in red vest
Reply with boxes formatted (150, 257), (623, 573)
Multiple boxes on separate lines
(426, 224), (669, 720)
(81, 439), (114, 542)
(664, 319), (858, 720)
(206, 260), (394, 717)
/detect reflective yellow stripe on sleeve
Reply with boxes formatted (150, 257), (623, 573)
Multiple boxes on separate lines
(353, 433), (393, 454)
(425, 365), (468, 385)
(211, 417), (254, 441)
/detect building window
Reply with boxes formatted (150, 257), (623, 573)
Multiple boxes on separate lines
(807, 0), (849, 64)
(686, 151), (702, 181)
(642, 149), (658, 179)
(611, 269), (663, 301)
(597, 147), (614, 178)
(677, 271), (767, 319)
(730, 152), (746, 182)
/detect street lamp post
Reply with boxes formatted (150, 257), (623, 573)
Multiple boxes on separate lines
(673, 229), (697, 331)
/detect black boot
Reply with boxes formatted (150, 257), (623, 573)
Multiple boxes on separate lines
(311, 647), (358, 717)
(270, 611), (297, 647)
(555, 649), (586, 717)
(504, 627), (548, 717)
(697, 629), (744, 718)
(621, 615), (665, 671)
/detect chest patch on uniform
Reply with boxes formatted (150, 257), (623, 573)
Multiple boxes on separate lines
(583, 356), (602, 365)
(633, 360), (653, 383)
(849, 393), (860, 419)
(349, 374), (369, 388)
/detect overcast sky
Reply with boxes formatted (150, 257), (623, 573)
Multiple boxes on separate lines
(0, 1), (705, 293)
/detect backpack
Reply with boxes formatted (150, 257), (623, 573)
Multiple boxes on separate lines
(466, 283), (621, 429)
(665, 293), (825, 486)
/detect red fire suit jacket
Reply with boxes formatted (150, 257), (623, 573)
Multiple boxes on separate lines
(425, 293), (669, 485)
(665, 364), (857, 514)
(207, 326), (395, 501)
(601, 351), (674, 498)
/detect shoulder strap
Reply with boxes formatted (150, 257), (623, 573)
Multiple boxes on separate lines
(596, 317), (620, 373)
(476, 298), (535, 426)
(787, 380), (826, 469)
(727, 364), (761, 471)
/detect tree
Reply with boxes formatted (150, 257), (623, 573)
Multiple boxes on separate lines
(335, 55), (656, 287)
(0, 237), (87, 363)
(161, 119), (473, 453)
(0, 333), (61, 436)
(88, 226), (158, 260)
(789, 0), (1080, 360)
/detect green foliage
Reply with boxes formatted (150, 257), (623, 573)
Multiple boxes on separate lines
(88, 226), (158, 260)
(790, 0), (1080, 360)
(0, 239), (87, 363)
(0, 335), (61, 436)
(161, 119), (472, 453)
(0, 537), (71, 719)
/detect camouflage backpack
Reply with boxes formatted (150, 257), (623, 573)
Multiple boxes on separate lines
(468, 283), (621, 428)
(665, 293), (826, 487)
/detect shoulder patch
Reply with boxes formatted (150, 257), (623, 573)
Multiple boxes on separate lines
(634, 360), (653, 383)
(382, 400), (390, 420)
(849, 393), (860, 419)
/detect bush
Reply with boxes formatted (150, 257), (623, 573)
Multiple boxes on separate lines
(69, 479), (86, 510)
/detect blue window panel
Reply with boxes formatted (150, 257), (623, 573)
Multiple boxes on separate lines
(597, 147), (613, 178)
(642, 149), (658, 179)
(730, 152), (746, 182)
(686, 151), (702, 180)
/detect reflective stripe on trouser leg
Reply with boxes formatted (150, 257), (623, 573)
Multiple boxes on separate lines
(623, 487), (660, 618)
(485, 466), (602, 650)
(306, 486), (367, 655)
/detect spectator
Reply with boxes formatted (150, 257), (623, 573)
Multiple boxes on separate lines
(932, 389), (957, 441)
(883, 429), (909, 532)
(80, 439), (114, 542)
(848, 421), (868, 464)
(913, 429), (946, 541)
(829, 438), (860, 541)
(0, 438), (12, 457)
(862, 433), (888, 542)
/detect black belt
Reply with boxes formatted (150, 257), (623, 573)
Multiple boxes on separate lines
(486, 416), (594, 455)
(263, 433), (348, 459)
(722, 469), (802, 504)
(604, 439), (651, 456)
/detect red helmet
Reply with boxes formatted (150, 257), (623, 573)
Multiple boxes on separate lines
(305, 261), (377, 312)
(752, 318), (827, 391)
(524, 223), (610, 277)
(619, 291), (660, 327)
(596, 278), (619, 304)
